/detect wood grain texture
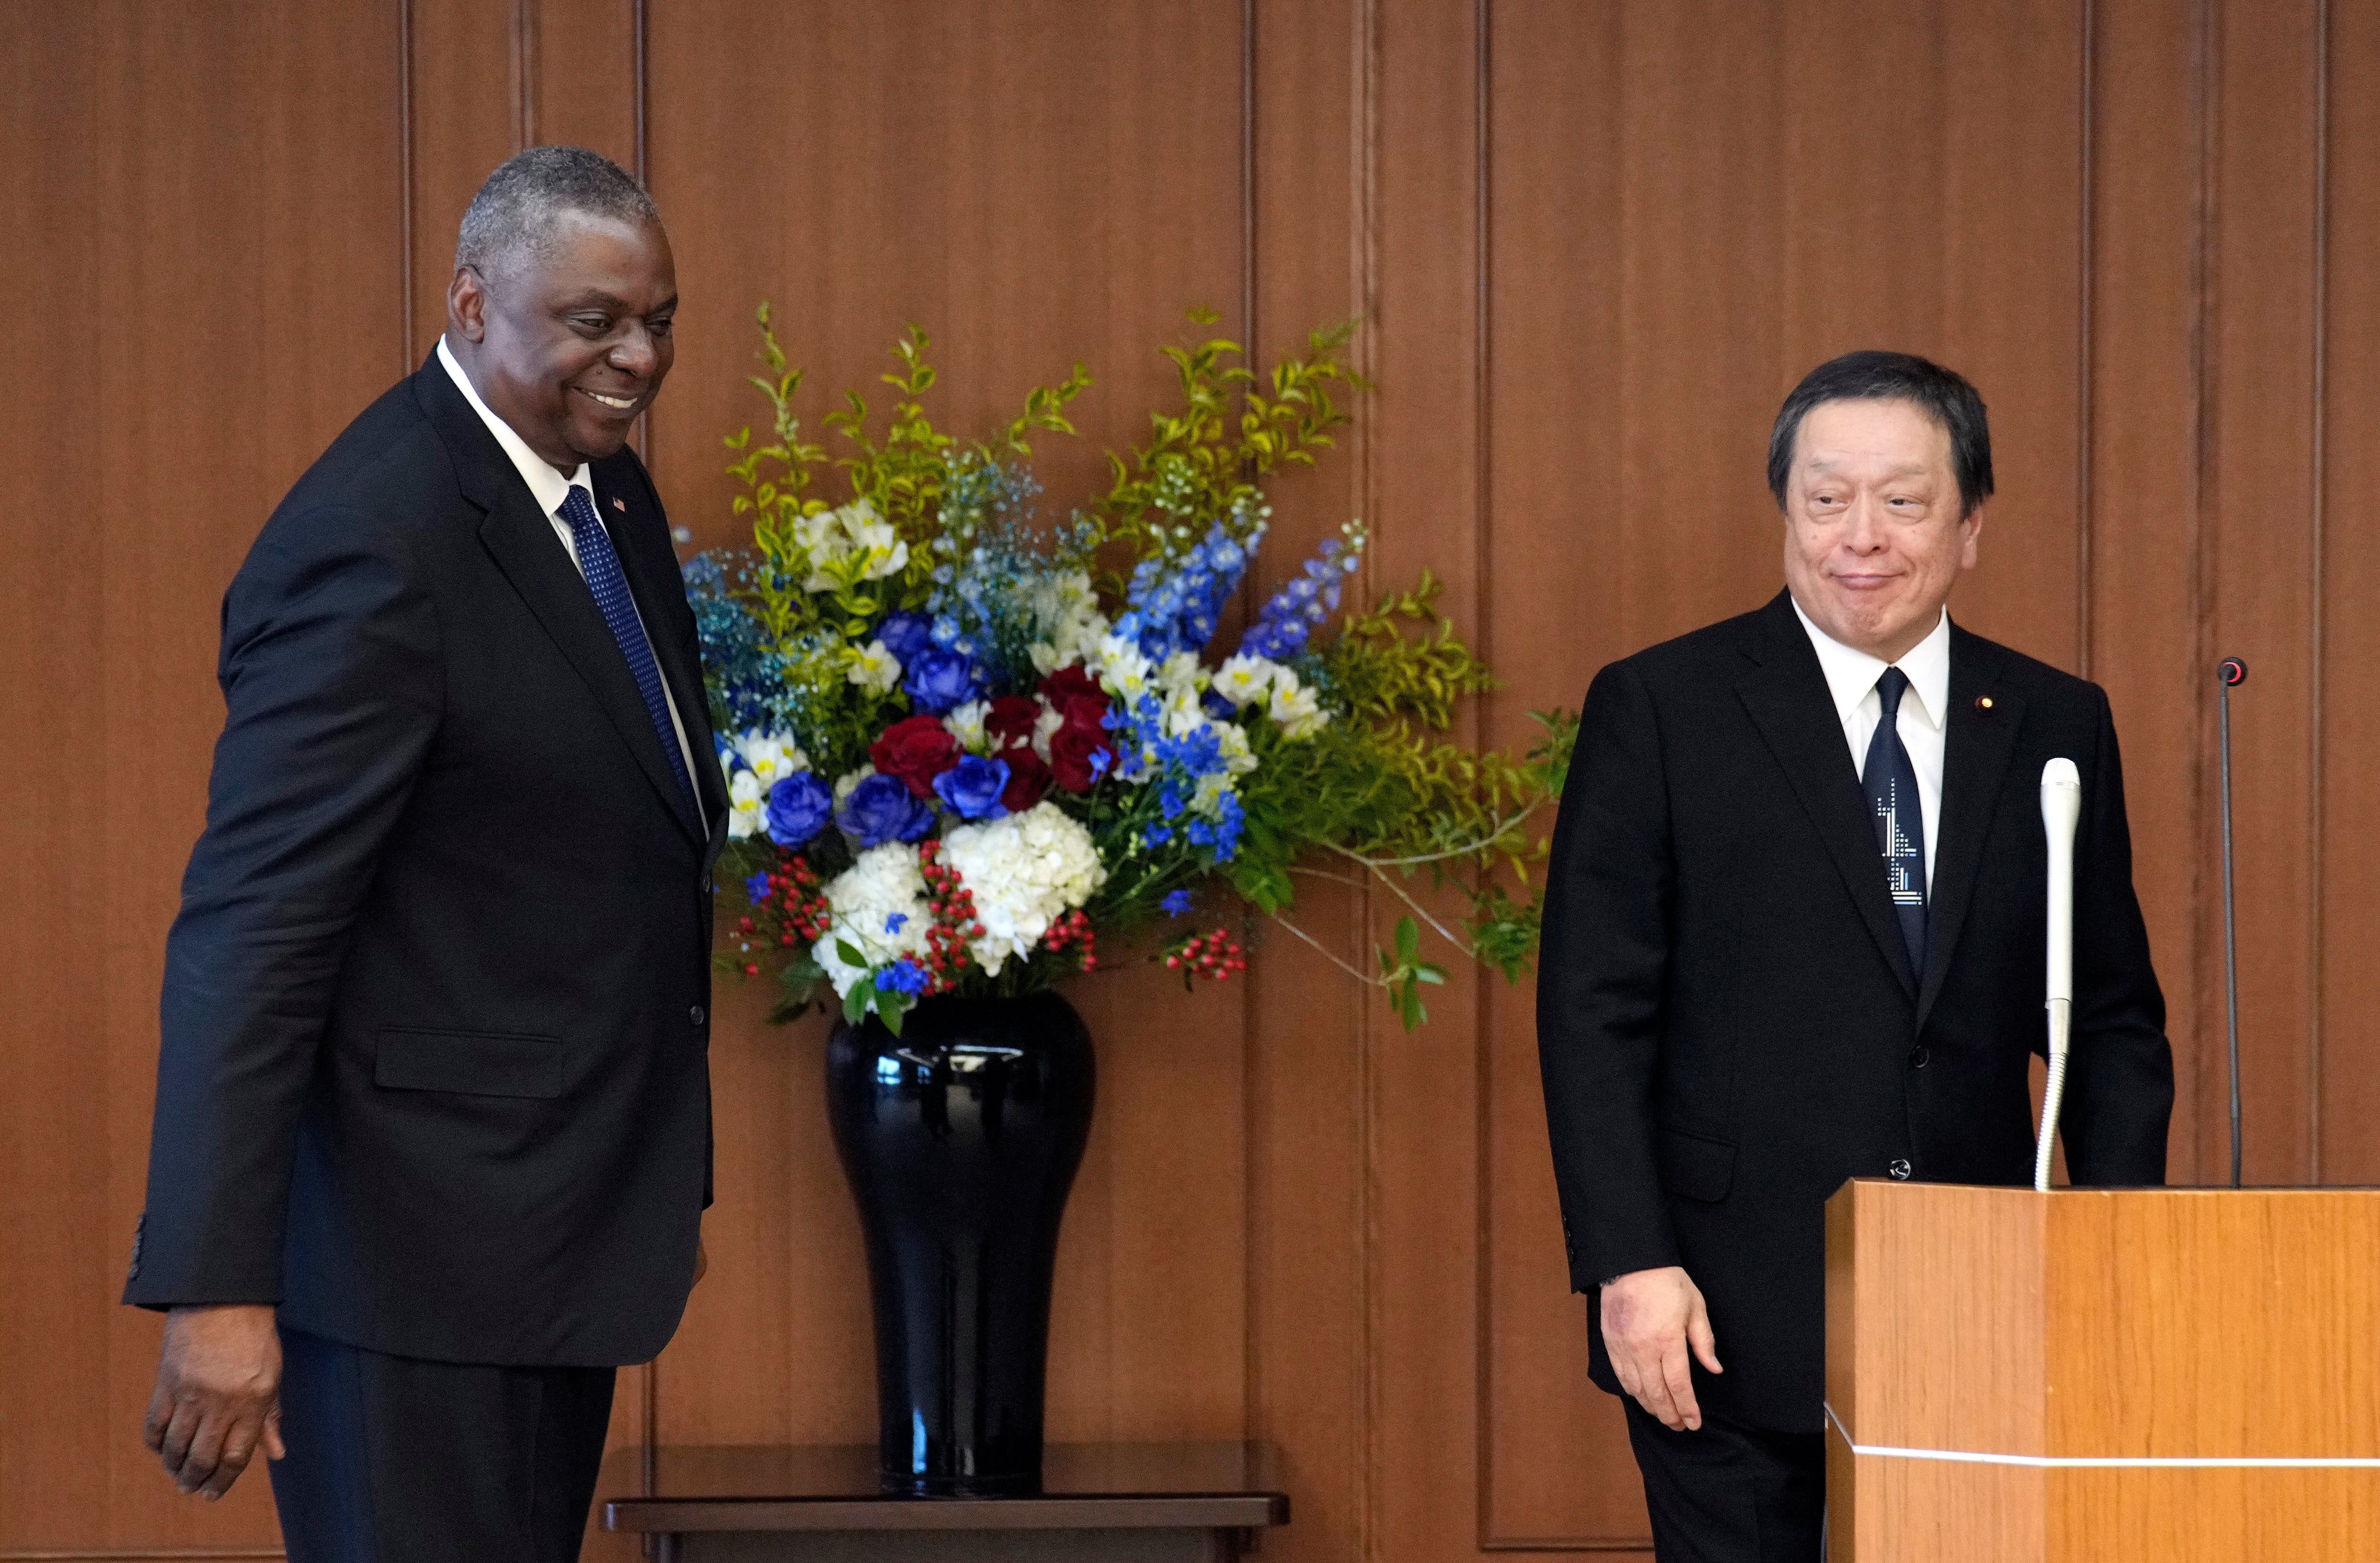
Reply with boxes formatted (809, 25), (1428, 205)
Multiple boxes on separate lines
(1828, 1183), (2380, 1561)
(10, 1), (2380, 1559)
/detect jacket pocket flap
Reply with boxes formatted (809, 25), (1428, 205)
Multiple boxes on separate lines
(375, 1028), (563, 1099)
(1655, 1125), (1736, 1203)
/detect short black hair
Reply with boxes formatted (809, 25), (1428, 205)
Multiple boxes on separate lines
(455, 145), (659, 281)
(1766, 351), (1993, 517)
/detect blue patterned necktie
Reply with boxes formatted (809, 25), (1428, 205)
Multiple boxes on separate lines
(557, 485), (699, 825)
(1864, 666), (1927, 976)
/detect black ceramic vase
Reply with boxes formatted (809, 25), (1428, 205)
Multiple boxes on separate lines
(823, 989), (1096, 1496)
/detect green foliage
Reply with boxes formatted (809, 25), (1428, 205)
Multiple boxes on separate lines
(1091, 311), (1359, 581)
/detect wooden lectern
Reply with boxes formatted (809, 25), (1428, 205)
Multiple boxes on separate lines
(1825, 1179), (2380, 1561)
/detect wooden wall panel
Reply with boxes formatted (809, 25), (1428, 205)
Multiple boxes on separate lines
(2321, 0), (2380, 1186)
(2207, 0), (2325, 1186)
(2083, 0), (2210, 1187)
(9, 2), (2380, 1560)
(0, 0), (406, 1555)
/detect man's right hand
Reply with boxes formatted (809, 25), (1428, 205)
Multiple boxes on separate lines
(144, 1304), (286, 1498)
(1598, 1265), (1723, 1432)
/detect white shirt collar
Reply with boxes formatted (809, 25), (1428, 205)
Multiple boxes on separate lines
(1790, 595), (1952, 732)
(436, 335), (593, 520)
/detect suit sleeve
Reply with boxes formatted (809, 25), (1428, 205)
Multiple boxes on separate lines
(2058, 686), (2175, 1185)
(126, 510), (443, 1307)
(1537, 659), (1679, 1293)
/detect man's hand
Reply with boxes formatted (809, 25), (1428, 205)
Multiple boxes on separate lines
(1598, 1265), (1723, 1432)
(144, 1304), (286, 1498)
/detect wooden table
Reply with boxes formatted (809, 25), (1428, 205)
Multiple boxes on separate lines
(602, 1442), (1290, 1562)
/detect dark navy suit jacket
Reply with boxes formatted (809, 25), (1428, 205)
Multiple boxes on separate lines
(126, 355), (729, 1367)
(1537, 591), (2174, 1432)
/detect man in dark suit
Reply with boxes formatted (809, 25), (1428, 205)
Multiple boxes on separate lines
(125, 146), (726, 1562)
(1537, 352), (2173, 1562)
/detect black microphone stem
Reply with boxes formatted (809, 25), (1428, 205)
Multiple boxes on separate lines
(2219, 663), (2244, 1189)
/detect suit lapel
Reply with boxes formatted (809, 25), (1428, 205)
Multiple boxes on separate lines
(416, 363), (707, 846)
(1734, 594), (1919, 999)
(1914, 629), (2025, 1032)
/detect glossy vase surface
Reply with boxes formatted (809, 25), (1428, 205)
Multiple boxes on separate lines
(823, 989), (1096, 1496)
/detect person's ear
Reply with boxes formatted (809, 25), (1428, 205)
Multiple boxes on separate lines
(447, 266), (489, 343)
(1958, 502), (1985, 570)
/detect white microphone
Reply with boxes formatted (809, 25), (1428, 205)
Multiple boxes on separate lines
(2034, 758), (2082, 1191)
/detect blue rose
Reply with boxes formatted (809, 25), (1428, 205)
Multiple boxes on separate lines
(903, 646), (986, 714)
(839, 773), (934, 848)
(932, 754), (1012, 820)
(875, 610), (935, 664)
(764, 772), (835, 848)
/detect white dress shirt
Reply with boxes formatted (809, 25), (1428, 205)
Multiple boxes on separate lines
(438, 336), (705, 827)
(1790, 597), (1950, 889)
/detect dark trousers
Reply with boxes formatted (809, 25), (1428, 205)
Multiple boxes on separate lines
(1623, 1398), (1825, 1563)
(269, 1326), (617, 1563)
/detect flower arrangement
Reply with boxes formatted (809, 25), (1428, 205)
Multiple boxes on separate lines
(688, 307), (1575, 1033)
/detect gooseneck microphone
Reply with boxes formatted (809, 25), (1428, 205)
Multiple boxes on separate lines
(2035, 758), (2083, 1191)
(2219, 656), (2249, 1188)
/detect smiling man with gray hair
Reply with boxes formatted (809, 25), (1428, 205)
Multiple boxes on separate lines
(126, 144), (724, 1562)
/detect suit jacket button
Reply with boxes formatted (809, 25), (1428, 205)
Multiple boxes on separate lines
(1888, 1158), (1912, 1180)
(689, 1005), (706, 1027)
(1909, 1046), (1930, 1068)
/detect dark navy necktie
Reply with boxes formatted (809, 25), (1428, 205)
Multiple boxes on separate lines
(558, 485), (699, 825)
(1864, 666), (1927, 976)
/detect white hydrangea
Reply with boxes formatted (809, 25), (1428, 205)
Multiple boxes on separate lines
(1211, 653), (1280, 708)
(1269, 669), (1329, 740)
(848, 639), (902, 695)
(801, 498), (909, 592)
(811, 843), (933, 998)
(941, 802), (1108, 977)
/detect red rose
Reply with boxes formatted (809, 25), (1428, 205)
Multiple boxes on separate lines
(1049, 722), (1118, 793)
(998, 745), (1053, 812)
(870, 714), (962, 800)
(1038, 665), (1110, 728)
(985, 694), (1043, 752)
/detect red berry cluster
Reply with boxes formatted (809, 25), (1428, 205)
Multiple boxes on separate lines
(1040, 908), (1099, 973)
(916, 841), (985, 996)
(735, 854), (833, 977)
(1165, 927), (1247, 982)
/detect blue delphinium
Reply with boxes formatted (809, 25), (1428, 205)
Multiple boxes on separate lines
(1111, 516), (1265, 660)
(903, 647), (986, 713)
(876, 958), (930, 997)
(764, 772), (836, 847)
(745, 871), (773, 904)
(1241, 530), (1364, 661)
(840, 774), (934, 847)
(1161, 889), (1194, 917)
(932, 755), (1012, 820)
(1118, 694), (1244, 862)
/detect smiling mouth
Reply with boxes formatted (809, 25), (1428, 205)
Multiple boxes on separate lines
(576, 387), (642, 412)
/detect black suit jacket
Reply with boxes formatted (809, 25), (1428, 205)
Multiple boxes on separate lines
(125, 355), (731, 1367)
(1536, 591), (2173, 1432)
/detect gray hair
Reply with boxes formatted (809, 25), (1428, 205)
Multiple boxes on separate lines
(454, 145), (659, 281)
